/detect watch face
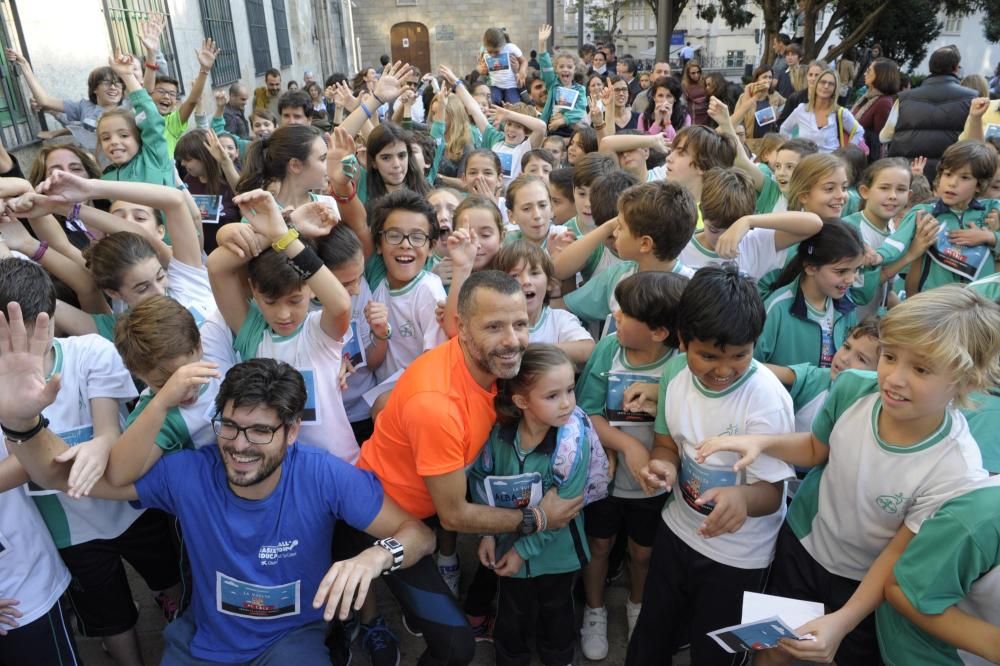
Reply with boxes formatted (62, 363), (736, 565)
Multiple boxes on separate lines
(381, 538), (403, 551)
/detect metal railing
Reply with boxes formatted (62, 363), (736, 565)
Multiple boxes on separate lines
(103, 0), (182, 91)
(0, 0), (39, 148)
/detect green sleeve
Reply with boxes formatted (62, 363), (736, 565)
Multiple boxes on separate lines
(364, 254), (388, 291)
(211, 115), (225, 135)
(788, 363), (832, 413)
(754, 175), (783, 214)
(893, 491), (1000, 615)
(849, 265), (881, 306)
(539, 51), (556, 90)
(232, 303), (268, 360)
(563, 264), (621, 323)
(91, 313), (117, 342)
(429, 120), (446, 182)
(471, 125), (484, 149)
(653, 354), (688, 435)
(514, 436), (591, 561)
(129, 89), (171, 174)
(754, 298), (781, 362)
(125, 395), (188, 453)
(876, 206), (921, 264)
(811, 369), (878, 445)
(482, 125), (505, 148)
(357, 165), (368, 204)
(575, 336), (619, 416)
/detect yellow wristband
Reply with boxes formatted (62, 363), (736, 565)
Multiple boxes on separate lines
(271, 227), (300, 252)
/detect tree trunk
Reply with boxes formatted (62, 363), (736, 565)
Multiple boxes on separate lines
(822, 2), (890, 63)
(761, 0), (784, 65)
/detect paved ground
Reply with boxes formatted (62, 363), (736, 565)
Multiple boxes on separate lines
(77, 536), (692, 665)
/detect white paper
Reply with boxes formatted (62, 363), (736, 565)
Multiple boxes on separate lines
(741, 591), (824, 630)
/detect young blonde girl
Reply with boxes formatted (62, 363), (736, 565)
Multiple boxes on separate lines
(698, 285), (1000, 665)
(469, 344), (599, 665)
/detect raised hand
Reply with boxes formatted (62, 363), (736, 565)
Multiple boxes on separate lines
(203, 128), (229, 163)
(108, 51), (138, 84)
(970, 97), (991, 118)
(910, 155), (927, 176)
(364, 301), (390, 341)
(5, 192), (65, 221)
(4, 47), (26, 69)
(447, 227), (479, 271)
(707, 96), (732, 128)
(195, 38), (220, 71)
(438, 64), (459, 88)
(216, 221), (264, 259)
(0, 303), (60, 430)
(139, 14), (166, 54)
(373, 61), (413, 103)
(538, 24), (553, 50)
(213, 89), (227, 113)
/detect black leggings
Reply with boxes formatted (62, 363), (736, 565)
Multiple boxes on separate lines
(336, 522), (475, 665)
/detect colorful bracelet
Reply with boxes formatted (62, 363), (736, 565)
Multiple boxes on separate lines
(371, 92), (386, 107)
(30, 241), (48, 262)
(330, 179), (357, 204)
(360, 102), (373, 119)
(371, 324), (392, 341)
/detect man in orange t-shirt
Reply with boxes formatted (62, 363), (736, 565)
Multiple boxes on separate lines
(359, 271), (583, 532)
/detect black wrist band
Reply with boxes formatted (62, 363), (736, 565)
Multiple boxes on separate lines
(287, 246), (324, 280)
(2, 415), (48, 444)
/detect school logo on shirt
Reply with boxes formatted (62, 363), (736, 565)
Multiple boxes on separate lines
(258, 539), (300, 566)
(875, 492), (911, 515)
(718, 424), (739, 436)
(398, 321), (415, 338)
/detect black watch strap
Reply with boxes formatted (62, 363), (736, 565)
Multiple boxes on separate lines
(1, 415), (48, 444)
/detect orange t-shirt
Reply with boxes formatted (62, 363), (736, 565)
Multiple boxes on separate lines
(358, 337), (497, 518)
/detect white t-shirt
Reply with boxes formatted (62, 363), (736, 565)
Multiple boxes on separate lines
(168, 258), (215, 316)
(28, 335), (143, 549)
(656, 356), (795, 569)
(370, 270), (448, 382)
(846, 211), (895, 321)
(789, 370), (988, 581)
(234, 306), (359, 463)
(342, 277), (378, 422)
(494, 139), (533, 189)
(528, 306), (592, 345)
(681, 228), (790, 280)
(485, 43), (523, 90)
(198, 307), (239, 374)
(0, 447), (71, 626)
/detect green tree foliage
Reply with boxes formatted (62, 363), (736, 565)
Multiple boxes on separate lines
(839, 0), (942, 70)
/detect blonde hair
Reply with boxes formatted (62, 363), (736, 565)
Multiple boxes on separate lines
(807, 68), (841, 112)
(444, 95), (473, 161)
(757, 133), (787, 165)
(786, 153), (845, 212)
(553, 50), (583, 83)
(788, 64), (809, 92)
(960, 74), (989, 97)
(879, 285), (1000, 407)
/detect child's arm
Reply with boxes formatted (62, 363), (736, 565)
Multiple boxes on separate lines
(590, 415), (651, 487)
(778, 525), (915, 663)
(176, 39), (219, 124)
(105, 362), (220, 486)
(204, 128), (241, 191)
(639, 432), (682, 494)
(715, 211), (823, 258)
(441, 229), (478, 339)
(337, 61), (411, 140)
(707, 97), (765, 191)
(962, 97), (990, 141)
(108, 53), (168, 159)
(54, 301), (100, 336)
(56, 396), (125, 499)
(556, 338), (594, 367)
(552, 219), (615, 280)
(695, 431), (829, 470)
(139, 15), (165, 93)
(238, 190), (352, 341)
(206, 226), (263, 334)
(325, 127), (373, 257)
(537, 25), (555, 91)
(493, 106), (547, 149)
(598, 132), (669, 157)
(440, 65), (489, 134)
(0, 218), (109, 315)
(362, 299), (389, 371)
(696, 480), (784, 538)
(763, 363), (796, 386)
(3, 48), (64, 113)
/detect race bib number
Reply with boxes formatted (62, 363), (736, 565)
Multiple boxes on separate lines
(191, 194), (223, 224)
(754, 106), (776, 126)
(928, 225), (991, 282)
(553, 86), (579, 111)
(486, 52), (512, 74)
(680, 455), (738, 516)
(483, 472), (542, 509)
(298, 369), (321, 425)
(343, 320), (367, 369)
(606, 372), (656, 424)
(216, 572), (300, 619)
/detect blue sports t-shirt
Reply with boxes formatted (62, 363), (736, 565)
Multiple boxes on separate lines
(135, 444), (383, 662)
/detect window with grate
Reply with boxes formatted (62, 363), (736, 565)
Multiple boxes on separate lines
(245, 0), (271, 75)
(0, 0), (40, 148)
(198, 0), (240, 86)
(725, 50), (745, 68)
(272, 0), (291, 68)
(103, 0), (182, 93)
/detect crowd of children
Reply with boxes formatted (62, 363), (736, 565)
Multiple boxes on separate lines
(1, 18), (1000, 666)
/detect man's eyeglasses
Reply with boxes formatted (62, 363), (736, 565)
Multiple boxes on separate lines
(153, 88), (179, 99)
(380, 229), (430, 247)
(212, 419), (283, 445)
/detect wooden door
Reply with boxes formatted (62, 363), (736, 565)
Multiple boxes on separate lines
(390, 22), (430, 75)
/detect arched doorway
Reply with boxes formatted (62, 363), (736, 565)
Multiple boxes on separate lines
(390, 22), (431, 75)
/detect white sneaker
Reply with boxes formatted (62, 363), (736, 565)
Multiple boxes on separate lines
(437, 555), (461, 597)
(580, 605), (609, 660)
(625, 600), (641, 641)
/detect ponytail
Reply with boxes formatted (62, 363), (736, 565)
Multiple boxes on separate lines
(772, 219), (864, 291)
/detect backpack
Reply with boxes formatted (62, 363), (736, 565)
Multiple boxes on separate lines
(550, 407), (610, 506)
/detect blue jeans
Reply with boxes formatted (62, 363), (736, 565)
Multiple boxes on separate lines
(491, 86), (522, 105)
(162, 613), (329, 665)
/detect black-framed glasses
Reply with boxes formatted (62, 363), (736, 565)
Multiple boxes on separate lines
(153, 88), (179, 99)
(212, 419), (284, 445)
(381, 229), (430, 247)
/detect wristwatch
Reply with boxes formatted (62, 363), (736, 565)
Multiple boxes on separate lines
(373, 537), (404, 575)
(1, 415), (49, 444)
(517, 507), (537, 536)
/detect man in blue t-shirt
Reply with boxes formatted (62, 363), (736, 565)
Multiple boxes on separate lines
(3, 337), (435, 664)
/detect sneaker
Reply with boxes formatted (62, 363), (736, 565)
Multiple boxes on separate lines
(153, 592), (179, 623)
(580, 606), (609, 660)
(325, 620), (353, 666)
(361, 616), (400, 666)
(467, 614), (494, 643)
(437, 556), (461, 597)
(625, 600), (642, 641)
(401, 612), (423, 638)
